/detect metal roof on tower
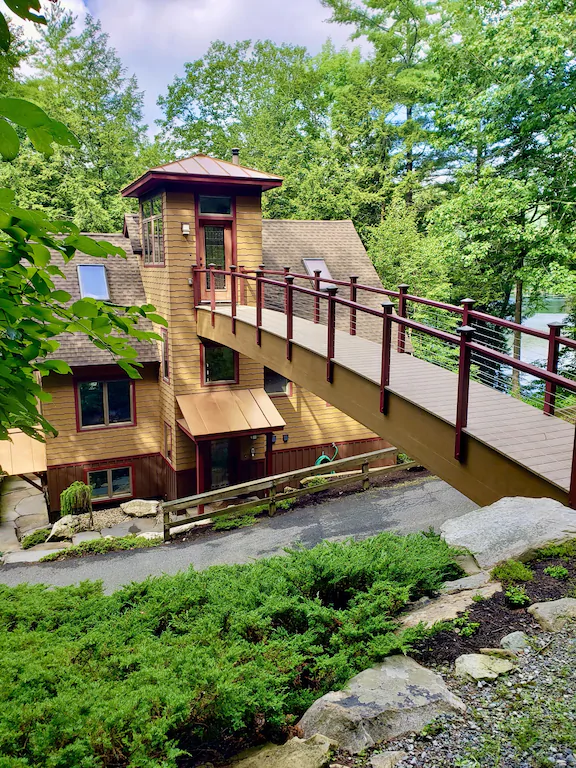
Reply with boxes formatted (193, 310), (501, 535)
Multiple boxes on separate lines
(121, 154), (283, 198)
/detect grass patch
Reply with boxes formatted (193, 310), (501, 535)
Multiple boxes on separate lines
(536, 539), (576, 559)
(212, 499), (294, 531)
(39, 534), (163, 561)
(20, 528), (51, 549)
(491, 559), (534, 584)
(0, 531), (461, 767)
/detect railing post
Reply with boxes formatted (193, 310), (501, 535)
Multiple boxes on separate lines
(162, 503), (170, 542)
(397, 284), (409, 353)
(455, 325), (475, 461)
(230, 264), (237, 335)
(350, 275), (358, 336)
(240, 265), (247, 305)
(461, 298), (475, 326)
(326, 286), (338, 382)
(285, 275), (294, 361)
(209, 262), (216, 327)
(255, 268), (263, 346)
(569, 431), (576, 508)
(380, 300), (394, 414)
(283, 265), (290, 312)
(362, 460), (370, 491)
(544, 321), (565, 416)
(313, 269), (322, 324)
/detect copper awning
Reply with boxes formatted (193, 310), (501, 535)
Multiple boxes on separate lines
(176, 388), (286, 441)
(0, 429), (47, 476)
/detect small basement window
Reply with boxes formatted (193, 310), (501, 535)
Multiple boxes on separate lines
(302, 258), (333, 290)
(87, 466), (132, 501)
(77, 265), (109, 300)
(202, 341), (238, 384)
(199, 195), (232, 216)
(264, 367), (290, 396)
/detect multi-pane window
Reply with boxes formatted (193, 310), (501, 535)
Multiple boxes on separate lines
(203, 341), (237, 384)
(264, 367), (290, 396)
(78, 265), (109, 299)
(204, 225), (226, 290)
(199, 195), (232, 215)
(87, 467), (132, 501)
(141, 195), (164, 265)
(77, 380), (133, 429)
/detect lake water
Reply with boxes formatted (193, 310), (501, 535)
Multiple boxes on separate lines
(521, 297), (569, 365)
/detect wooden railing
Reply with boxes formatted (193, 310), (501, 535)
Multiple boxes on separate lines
(162, 447), (409, 539)
(192, 263), (576, 506)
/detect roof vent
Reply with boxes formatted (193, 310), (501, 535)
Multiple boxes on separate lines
(231, 148), (240, 165)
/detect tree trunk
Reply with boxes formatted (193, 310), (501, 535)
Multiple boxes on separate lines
(405, 104), (413, 205)
(511, 279), (523, 396)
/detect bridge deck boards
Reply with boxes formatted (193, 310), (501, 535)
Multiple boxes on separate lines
(201, 305), (574, 492)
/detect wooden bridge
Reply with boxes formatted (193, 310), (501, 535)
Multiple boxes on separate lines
(193, 264), (576, 508)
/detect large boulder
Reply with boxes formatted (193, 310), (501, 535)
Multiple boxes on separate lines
(228, 734), (333, 768)
(120, 499), (159, 518)
(441, 497), (576, 570)
(528, 598), (576, 632)
(47, 514), (91, 541)
(297, 656), (465, 754)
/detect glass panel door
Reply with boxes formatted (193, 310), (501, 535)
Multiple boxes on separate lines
(204, 226), (226, 290)
(210, 439), (230, 489)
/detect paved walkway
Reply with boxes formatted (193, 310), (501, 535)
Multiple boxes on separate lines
(0, 475), (476, 593)
(0, 476), (49, 553)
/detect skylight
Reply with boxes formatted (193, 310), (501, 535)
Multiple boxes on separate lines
(302, 258), (333, 290)
(78, 265), (110, 300)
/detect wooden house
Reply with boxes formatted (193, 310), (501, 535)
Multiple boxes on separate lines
(41, 153), (393, 514)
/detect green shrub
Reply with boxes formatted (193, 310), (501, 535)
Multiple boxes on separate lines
(505, 585), (531, 607)
(40, 535), (162, 561)
(491, 559), (534, 584)
(0, 531), (461, 767)
(544, 565), (570, 580)
(537, 540), (576, 559)
(60, 481), (92, 519)
(20, 528), (51, 550)
(453, 611), (480, 637)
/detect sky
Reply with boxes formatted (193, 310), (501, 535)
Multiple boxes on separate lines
(21, 0), (356, 132)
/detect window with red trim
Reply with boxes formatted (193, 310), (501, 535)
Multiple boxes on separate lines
(264, 367), (290, 396)
(77, 380), (134, 429)
(87, 466), (132, 501)
(202, 341), (238, 384)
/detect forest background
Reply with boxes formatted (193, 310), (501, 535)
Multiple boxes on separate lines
(2, 0), (576, 326)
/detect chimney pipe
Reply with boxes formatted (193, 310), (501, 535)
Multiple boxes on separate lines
(231, 148), (240, 165)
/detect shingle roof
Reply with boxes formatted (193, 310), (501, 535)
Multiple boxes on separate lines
(47, 233), (159, 368)
(123, 212), (142, 254)
(262, 220), (386, 339)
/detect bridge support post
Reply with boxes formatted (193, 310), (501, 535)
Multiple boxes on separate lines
(230, 264), (237, 334)
(256, 268), (263, 346)
(544, 322), (565, 416)
(397, 284), (409, 353)
(350, 275), (358, 335)
(285, 275), (294, 360)
(455, 325), (475, 461)
(326, 286), (338, 382)
(380, 301), (394, 414)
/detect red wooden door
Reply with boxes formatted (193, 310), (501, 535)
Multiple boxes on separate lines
(199, 223), (233, 301)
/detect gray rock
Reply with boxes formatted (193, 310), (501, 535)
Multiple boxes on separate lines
(120, 499), (159, 518)
(528, 598), (576, 632)
(2, 543), (70, 563)
(138, 532), (163, 541)
(500, 631), (531, 652)
(297, 655), (465, 753)
(229, 734), (333, 768)
(369, 751), (408, 768)
(441, 497), (576, 569)
(401, 583), (501, 629)
(72, 531), (102, 545)
(47, 514), (91, 541)
(441, 571), (491, 594)
(454, 653), (515, 681)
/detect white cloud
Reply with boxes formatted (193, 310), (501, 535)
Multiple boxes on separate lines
(18, 0), (361, 131)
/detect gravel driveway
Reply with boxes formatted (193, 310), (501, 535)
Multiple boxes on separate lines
(0, 475), (476, 593)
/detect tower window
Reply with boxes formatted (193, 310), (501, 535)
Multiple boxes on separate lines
(141, 194), (164, 265)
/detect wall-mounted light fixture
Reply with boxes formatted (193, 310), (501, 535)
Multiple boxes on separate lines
(283, 434), (289, 443)
(181, 222), (191, 236)
(250, 446), (256, 458)
(250, 434), (258, 441)
(271, 434), (277, 444)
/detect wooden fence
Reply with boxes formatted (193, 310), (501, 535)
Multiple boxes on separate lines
(162, 447), (413, 540)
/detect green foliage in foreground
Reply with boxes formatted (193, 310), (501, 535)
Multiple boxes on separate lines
(0, 532), (461, 767)
(40, 534), (162, 562)
(20, 527), (50, 549)
(491, 559), (534, 584)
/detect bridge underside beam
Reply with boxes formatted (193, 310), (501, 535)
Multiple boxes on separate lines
(198, 311), (568, 508)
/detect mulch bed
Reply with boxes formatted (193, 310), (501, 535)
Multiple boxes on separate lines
(414, 554), (576, 664)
